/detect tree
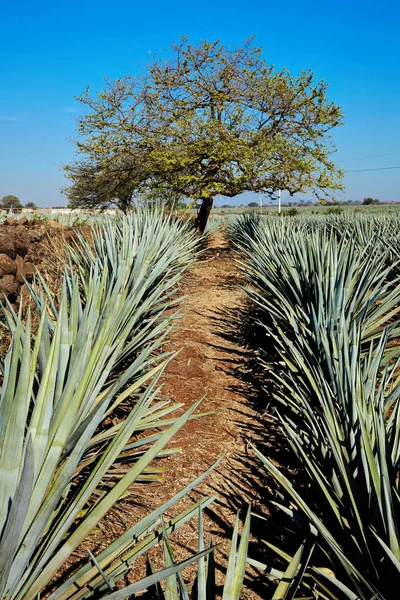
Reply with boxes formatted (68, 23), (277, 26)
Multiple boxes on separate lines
(363, 197), (379, 205)
(25, 202), (37, 209)
(248, 202), (259, 207)
(65, 157), (139, 212)
(0, 195), (22, 209)
(140, 183), (187, 209)
(65, 38), (343, 231)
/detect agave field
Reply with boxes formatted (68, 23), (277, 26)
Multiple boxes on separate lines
(1, 208), (400, 599)
(0, 211), (236, 600)
(229, 214), (400, 599)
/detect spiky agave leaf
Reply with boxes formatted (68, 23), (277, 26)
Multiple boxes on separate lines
(234, 216), (400, 598)
(0, 210), (218, 599)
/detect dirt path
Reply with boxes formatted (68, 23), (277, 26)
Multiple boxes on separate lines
(156, 231), (269, 596)
(64, 230), (271, 595)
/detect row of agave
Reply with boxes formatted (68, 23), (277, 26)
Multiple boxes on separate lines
(0, 210), (252, 600)
(229, 214), (400, 598)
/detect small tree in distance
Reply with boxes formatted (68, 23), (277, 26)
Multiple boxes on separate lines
(25, 202), (37, 209)
(363, 197), (379, 205)
(0, 195), (22, 209)
(248, 202), (259, 208)
(65, 37), (344, 231)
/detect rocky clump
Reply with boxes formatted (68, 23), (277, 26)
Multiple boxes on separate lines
(0, 218), (49, 306)
(0, 217), (90, 312)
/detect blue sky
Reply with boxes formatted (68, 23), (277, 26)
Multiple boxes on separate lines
(1, 0), (399, 206)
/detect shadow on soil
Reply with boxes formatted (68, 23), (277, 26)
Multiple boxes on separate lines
(197, 248), (318, 596)
(138, 238), (315, 598)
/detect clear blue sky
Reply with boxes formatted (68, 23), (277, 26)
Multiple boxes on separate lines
(1, 0), (399, 206)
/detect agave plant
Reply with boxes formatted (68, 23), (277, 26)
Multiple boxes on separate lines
(233, 217), (400, 598)
(236, 223), (400, 365)
(0, 211), (220, 599)
(251, 330), (400, 598)
(205, 216), (224, 236)
(141, 506), (252, 600)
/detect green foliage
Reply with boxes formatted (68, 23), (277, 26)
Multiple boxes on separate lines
(70, 216), (90, 226)
(0, 210), (221, 599)
(65, 159), (137, 212)
(24, 202), (37, 209)
(65, 37), (343, 227)
(140, 184), (187, 209)
(283, 207), (299, 216)
(144, 505), (251, 600)
(247, 202), (259, 208)
(231, 216), (400, 599)
(363, 196), (379, 205)
(0, 194), (22, 209)
(325, 205), (343, 214)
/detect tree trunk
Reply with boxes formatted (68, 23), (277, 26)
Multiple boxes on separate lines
(194, 197), (213, 233)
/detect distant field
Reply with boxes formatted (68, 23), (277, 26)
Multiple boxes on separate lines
(209, 203), (400, 216)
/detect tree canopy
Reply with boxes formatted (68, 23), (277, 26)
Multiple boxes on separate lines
(0, 195), (22, 209)
(65, 37), (344, 230)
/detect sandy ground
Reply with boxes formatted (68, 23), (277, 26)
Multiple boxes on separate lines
(51, 230), (277, 598)
(148, 231), (273, 597)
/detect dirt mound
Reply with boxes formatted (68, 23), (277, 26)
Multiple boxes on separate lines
(0, 218), (84, 309)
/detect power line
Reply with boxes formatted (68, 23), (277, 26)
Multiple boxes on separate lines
(339, 151), (400, 163)
(345, 165), (400, 173)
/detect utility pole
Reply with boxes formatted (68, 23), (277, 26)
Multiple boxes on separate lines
(278, 189), (281, 215)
